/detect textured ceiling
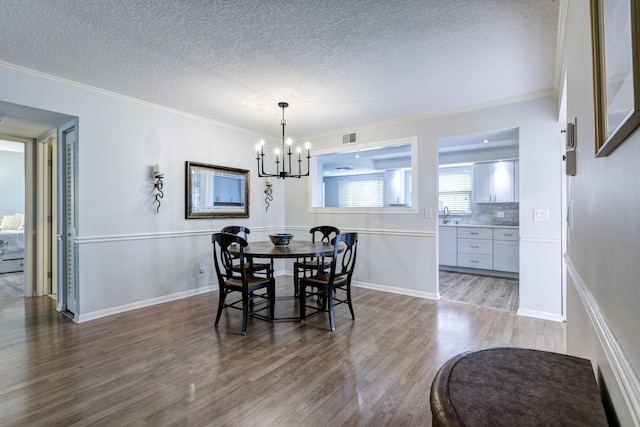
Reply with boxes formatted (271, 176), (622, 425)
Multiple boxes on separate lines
(0, 0), (560, 138)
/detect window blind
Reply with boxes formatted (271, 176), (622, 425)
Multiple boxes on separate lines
(338, 178), (384, 207)
(438, 166), (472, 213)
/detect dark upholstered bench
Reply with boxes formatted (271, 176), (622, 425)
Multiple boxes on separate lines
(430, 347), (608, 426)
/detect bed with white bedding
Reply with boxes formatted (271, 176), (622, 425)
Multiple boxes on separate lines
(0, 214), (25, 273)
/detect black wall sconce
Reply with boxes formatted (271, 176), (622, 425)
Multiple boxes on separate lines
(153, 164), (164, 213)
(264, 177), (273, 212)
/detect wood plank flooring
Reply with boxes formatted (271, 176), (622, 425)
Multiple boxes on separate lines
(439, 270), (519, 312)
(0, 271), (23, 300)
(0, 276), (565, 426)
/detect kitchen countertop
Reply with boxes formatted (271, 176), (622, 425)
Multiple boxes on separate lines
(439, 224), (519, 229)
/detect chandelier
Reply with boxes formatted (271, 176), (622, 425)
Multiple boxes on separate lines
(256, 102), (311, 179)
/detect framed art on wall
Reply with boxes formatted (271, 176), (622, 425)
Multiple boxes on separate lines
(591, 0), (640, 157)
(185, 162), (250, 218)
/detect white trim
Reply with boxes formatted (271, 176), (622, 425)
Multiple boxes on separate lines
(353, 280), (438, 300)
(566, 256), (640, 426)
(286, 225), (435, 238)
(309, 136), (419, 214)
(76, 227), (436, 244)
(309, 90), (555, 139)
(519, 236), (562, 244)
(0, 61), (264, 138)
(516, 308), (564, 322)
(76, 285), (217, 323)
(278, 272), (437, 300)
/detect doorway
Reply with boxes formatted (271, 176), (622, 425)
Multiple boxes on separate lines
(0, 138), (26, 300)
(436, 128), (520, 312)
(0, 101), (76, 312)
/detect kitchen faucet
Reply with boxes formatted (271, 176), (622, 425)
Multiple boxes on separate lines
(443, 206), (450, 224)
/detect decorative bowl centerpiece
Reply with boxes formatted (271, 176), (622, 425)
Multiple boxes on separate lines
(269, 233), (293, 247)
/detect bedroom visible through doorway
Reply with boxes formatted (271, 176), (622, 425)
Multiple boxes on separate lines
(0, 139), (25, 300)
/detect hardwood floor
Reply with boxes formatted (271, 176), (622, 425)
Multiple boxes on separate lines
(0, 276), (565, 426)
(439, 270), (519, 312)
(0, 271), (23, 300)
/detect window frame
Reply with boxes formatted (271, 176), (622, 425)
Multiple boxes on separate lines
(309, 137), (418, 215)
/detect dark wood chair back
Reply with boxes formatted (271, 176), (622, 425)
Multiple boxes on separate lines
(310, 226), (340, 244)
(211, 232), (274, 335)
(212, 232), (248, 282)
(221, 225), (251, 240)
(328, 232), (358, 282)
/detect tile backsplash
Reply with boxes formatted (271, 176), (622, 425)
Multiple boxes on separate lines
(442, 203), (519, 226)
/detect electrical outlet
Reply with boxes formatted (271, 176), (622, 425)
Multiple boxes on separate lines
(496, 211), (504, 218)
(199, 263), (205, 273)
(533, 209), (549, 221)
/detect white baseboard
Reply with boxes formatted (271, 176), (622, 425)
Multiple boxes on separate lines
(516, 308), (564, 322)
(281, 270), (437, 299)
(76, 285), (217, 323)
(352, 280), (437, 300)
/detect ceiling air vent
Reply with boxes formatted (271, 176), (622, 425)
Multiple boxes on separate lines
(342, 132), (357, 145)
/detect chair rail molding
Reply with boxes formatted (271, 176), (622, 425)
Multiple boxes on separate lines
(566, 256), (640, 426)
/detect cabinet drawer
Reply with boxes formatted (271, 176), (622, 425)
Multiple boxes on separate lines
(458, 238), (492, 254)
(458, 253), (493, 269)
(493, 229), (519, 241)
(457, 227), (492, 239)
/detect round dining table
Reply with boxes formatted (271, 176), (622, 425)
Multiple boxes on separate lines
(238, 241), (335, 259)
(230, 240), (335, 321)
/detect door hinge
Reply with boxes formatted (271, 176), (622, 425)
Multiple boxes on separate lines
(47, 271), (53, 279)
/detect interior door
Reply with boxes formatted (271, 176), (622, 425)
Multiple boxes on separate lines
(57, 120), (78, 317)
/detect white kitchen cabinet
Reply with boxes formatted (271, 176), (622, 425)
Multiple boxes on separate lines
(384, 169), (408, 206)
(473, 161), (515, 203)
(439, 226), (457, 266)
(441, 226), (519, 273)
(457, 227), (493, 269)
(514, 160), (519, 202)
(493, 228), (519, 272)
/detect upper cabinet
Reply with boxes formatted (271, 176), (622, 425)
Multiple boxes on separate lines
(473, 161), (515, 203)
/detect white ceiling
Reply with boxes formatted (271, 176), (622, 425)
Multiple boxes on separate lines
(0, 0), (560, 139)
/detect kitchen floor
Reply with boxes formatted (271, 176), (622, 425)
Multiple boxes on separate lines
(439, 270), (519, 312)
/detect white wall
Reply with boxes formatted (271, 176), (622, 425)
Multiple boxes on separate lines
(284, 95), (562, 319)
(563, 0), (640, 424)
(0, 63), (286, 320)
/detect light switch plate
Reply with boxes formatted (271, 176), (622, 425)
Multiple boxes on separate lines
(533, 209), (549, 221)
(424, 208), (433, 219)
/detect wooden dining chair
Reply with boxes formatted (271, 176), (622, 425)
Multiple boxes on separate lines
(212, 232), (275, 335)
(221, 225), (270, 276)
(293, 226), (340, 295)
(298, 232), (357, 331)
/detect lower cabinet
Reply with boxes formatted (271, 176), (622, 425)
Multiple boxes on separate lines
(439, 226), (457, 266)
(440, 226), (519, 273)
(493, 229), (519, 272)
(457, 227), (493, 269)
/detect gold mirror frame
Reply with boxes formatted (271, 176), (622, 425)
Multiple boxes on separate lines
(185, 161), (250, 219)
(591, 0), (640, 157)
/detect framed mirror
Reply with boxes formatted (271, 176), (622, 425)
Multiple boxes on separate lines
(186, 161), (250, 218)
